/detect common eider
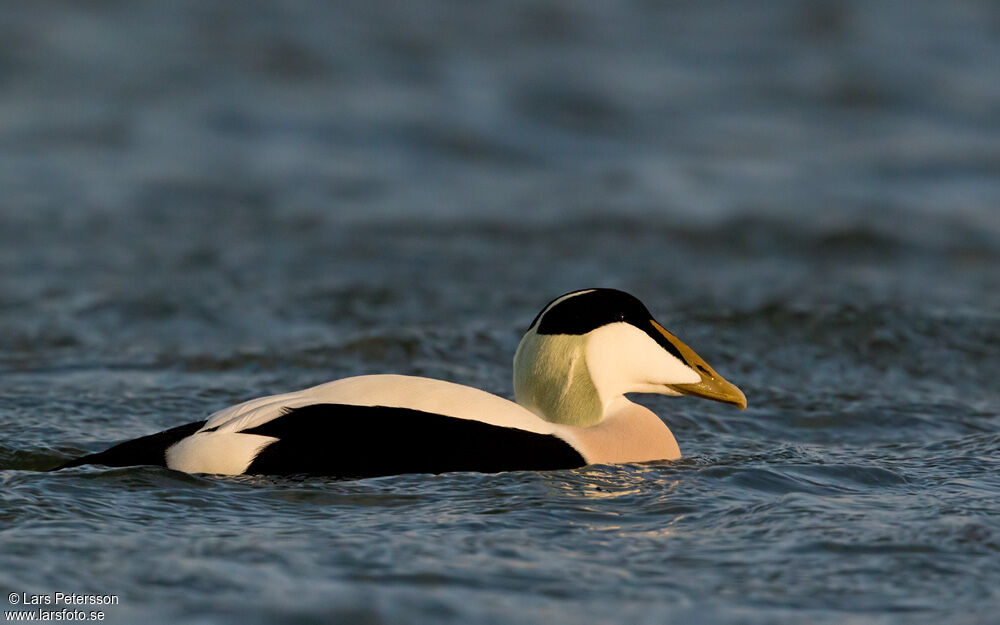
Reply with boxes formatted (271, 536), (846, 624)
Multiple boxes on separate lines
(55, 289), (747, 478)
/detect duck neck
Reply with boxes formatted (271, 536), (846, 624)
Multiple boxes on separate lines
(513, 332), (606, 427)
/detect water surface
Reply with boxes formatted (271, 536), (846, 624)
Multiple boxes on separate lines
(1, 1), (999, 623)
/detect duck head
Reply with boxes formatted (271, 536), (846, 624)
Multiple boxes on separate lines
(513, 289), (747, 427)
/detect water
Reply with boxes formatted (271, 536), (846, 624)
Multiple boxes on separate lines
(1, 1), (999, 623)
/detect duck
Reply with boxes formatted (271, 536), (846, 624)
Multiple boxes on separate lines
(55, 288), (746, 478)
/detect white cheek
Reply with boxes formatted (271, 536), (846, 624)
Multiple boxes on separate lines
(585, 323), (699, 397)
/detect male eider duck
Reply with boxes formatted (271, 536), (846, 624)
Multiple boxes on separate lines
(55, 289), (746, 478)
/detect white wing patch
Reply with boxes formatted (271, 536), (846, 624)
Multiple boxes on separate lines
(200, 375), (560, 436)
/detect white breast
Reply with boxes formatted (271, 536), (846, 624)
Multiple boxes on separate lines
(552, 398), (681, 464)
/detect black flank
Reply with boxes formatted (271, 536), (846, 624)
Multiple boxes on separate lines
(52, 420), (207, 470)
(242, 403), (587, 478)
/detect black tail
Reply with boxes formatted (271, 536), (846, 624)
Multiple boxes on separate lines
(52, 420), (207, 471)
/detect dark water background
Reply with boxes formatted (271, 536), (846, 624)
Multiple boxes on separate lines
(2, 1), (999, 623)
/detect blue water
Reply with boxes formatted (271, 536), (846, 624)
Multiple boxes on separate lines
(1, 1), (999, 623)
